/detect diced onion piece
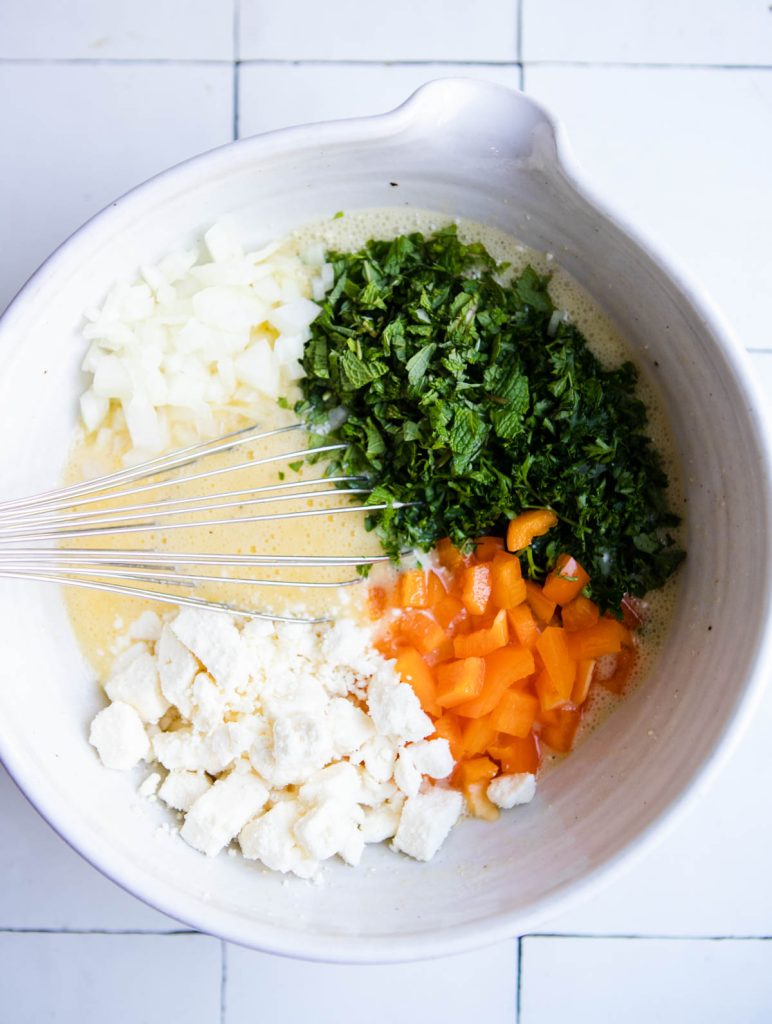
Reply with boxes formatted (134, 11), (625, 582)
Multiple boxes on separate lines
(123, 391), (162, 453)
(204, 222), (244, 264)
(80, 389), (110, 432)
(234, 340), (280, 398)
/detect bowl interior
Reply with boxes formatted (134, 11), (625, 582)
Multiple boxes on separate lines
(0, 81), (768, 961)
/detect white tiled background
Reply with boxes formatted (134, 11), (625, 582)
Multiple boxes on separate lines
(1, 1), (771, 1020)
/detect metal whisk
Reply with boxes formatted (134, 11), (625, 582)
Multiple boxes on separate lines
(0, 423), (402, 623)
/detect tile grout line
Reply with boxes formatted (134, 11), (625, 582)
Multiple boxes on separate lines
(516, 935), (523, 1023)
(522, 932), (772, 942)
(0, 927), (200, 935)
(517, 0), (524, 66)
(0, 57), (770, 70)
(220, 941), (228, 1024)
(232, 0), (240, 140)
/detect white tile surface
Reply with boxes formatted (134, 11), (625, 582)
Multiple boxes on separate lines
(0, 0), (234, 60)
(523, 0), (772, 66)
(0, 62), (233, 314)
(239, 0), (518, 61)
(524, 65), (772, 350)
(520, 937), (772, 1023)
(225, 940), (518, 1023)
(0, 766), (175, 931)
(0, 932), (221, 1023)
(238, 62), (520, 136)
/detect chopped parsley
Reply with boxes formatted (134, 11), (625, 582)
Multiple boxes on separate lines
(295, 226), (684, 610)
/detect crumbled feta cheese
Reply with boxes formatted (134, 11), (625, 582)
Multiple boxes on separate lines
(190, 672), (226, 733)
(294, 800), (364, 862)
(407, 738), (455, 780)
(239, 802), (318, 879)
(271, 712), (334, 786)
(393, 747), (422, 798)
(366, 675), (433, 743)
(298, 761), (362, 806)
(326, 697), (375, 757)
(361, 803), (402, 844)
(170, 608), (247, 693)
(90, 701), (150, 770)
(393, 788), (465, 862)
(157, 625), (198, 718)
(180, 771), (268, 857)
(486, 773), (537, 809)
(128, 611), (162, 643)
(158, 770), (212, 812)
(355, 735), (399, 783)
(138, 771), (162, 798)
(104, 649), (169, 724)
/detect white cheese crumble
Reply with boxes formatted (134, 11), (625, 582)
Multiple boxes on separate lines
(486, 773), (537, 809)
(90, 609), (469, 877)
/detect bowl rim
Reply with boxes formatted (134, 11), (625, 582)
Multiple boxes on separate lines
(1, 77), (771, 963)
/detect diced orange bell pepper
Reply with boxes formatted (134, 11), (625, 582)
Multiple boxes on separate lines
(436, 657), (486, 708)
(453, 608), (509, 659)
(426, 571), (447, 606)
(434, 713), (464, 760)
(535, 626), (576, 699)
(524, 581), (557, 625)
(461, 563), (492, 616)
(598, 647), (636, 695)
(454, 644), (534, 718)
(571, 658), (595, 705)
(484, 644), (536, 689)
(454, 755), (499, 788)
(565, 617), (632, 660)
(475, 535), (505, 562)
(436, 537), (470, 572)
(543, 554), (590, 606)
(490, 689), (539, 738)
(490, 552), (527, 609)
(488, 732), (541, 774)
(463, 781), (500, 821)
(506, 509), (558, 551)
(540, 706), (582, 753)
(507, 604), (540, 649)
(367, 586), (389, 620)
(394, 646), (440, 717)
(459, 715), (499, 758)
(398, 569), (429, 609)
(433, 595), (467, 635)
(398, 610), (448, 656)
(561, 594), (600, 632)
(535, 668), (570, 712)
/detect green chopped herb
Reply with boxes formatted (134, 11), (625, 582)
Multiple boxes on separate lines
(288, 460), (304, 473)
(296, 226), (684, 611)
(332, 211), (345, 220)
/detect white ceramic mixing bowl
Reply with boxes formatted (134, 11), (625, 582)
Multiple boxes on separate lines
(0, 80), (770, 962)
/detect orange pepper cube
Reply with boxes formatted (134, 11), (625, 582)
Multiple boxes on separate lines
(565, 617), (631, 660)
(490, 689), (539, 738)
(561, 594), (600, 632)
(507, 604), (540, 649)
(453, 608), (508, 659)
(434, 595), (466, 633)
(535, 667), (569, 713)
(459, 714), (499, 758)
(524, 581), (557, 625)
(506, 509), (557, 551)
(436, 657), (486, 709)
(571, 658), (596, 705)
(541, 706), (582, 753)
(436, 537), (470, 572)
(490, 552), (526, 609)
(461, 563), (492, 616)
(394, 646), (440, 718)
(543, 554), (591, 606)
(398, 610), (448, 656)
(535, 626), (576, 698)
(454, 755), (499, 788)
(398, 569), (429, 609)
(474, 535), (505, 562)
(489, 733), (541, 774)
